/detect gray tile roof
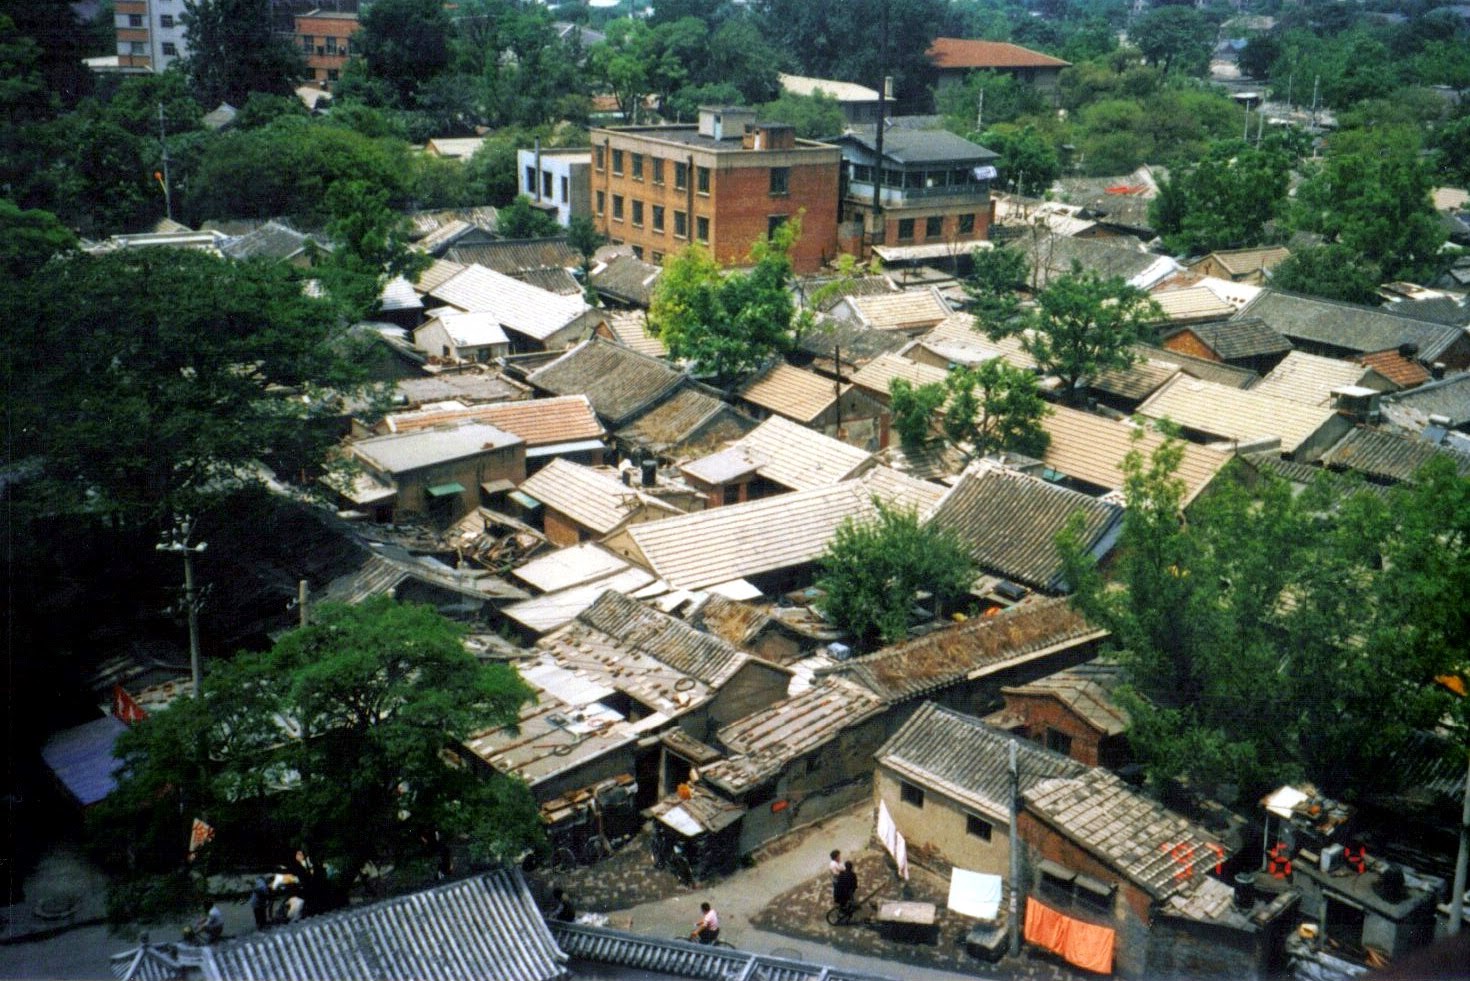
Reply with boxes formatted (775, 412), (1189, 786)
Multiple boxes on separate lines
(877, 701), (1086, 820)
(928, 466), (1124, 591)
(220, 220), (323, 261)
(1136, 344), (1259, 388)
(1167, 317), (1292, 362)
(1017, 233), (1177, 289)
(838, 128), (998, 165)
(351, 422), (522, 475)
(576, 589), (750, 688)
(446, 237), (580, 274)
(197, 869), (567, 981)
(821, 597), (1107, 705)
(1001, 661), (1129, 736)
(1322, 426), (1470, 484)
(615, 386), (756, 457)
(590, 253), (663, 307)
(513, 266), (584, 296)
(1238, 289), (1464, 362)
(1382, 372), (1470, 429)
(792, 314), (911, 367)
(1383, 296), (1470, 328)
(528, 337), (687, 427)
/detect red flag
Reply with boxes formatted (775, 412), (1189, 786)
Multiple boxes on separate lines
(112, 685), (147, 724)
(188, 818), (215, 862)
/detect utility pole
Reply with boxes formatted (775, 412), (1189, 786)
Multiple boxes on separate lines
(1008, 739), (1022, 957)
(976, 87), (984, 132)
(871, 0), (889, 252)
(157, 517), (207, 695)
(1310, 75), (1320, 128)
(156, 102), (173, 222)
(1449, 752), (1467, 935)
(297, 579), (310, 629)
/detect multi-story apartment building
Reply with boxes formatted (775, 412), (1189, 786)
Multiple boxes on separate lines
(115, 0), (189, 72)
(588, 107), (841, 274)
(516, 147), (593, 227)
(295, 9), (359, 89)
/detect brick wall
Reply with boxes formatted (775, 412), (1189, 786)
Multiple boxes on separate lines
(708, 162), (839, 273)
(1001, 693), (1104, 767)
(542, 508), (584, 547)
(1162, 330), (1221, 363)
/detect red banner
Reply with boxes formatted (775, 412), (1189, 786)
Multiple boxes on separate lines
(188, 818), (215, 862)
(112, 685), (147, 724)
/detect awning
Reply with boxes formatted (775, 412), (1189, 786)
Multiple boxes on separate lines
(427, 482), (466, 498)
(508, 490), (541, 510)
(480, 479), (516, 496)
(526, 439), (607, 459)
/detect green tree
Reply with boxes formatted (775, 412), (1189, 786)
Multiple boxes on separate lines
(816, 501), (977, 648)
(938, 71), (1047, 134)
(568, 215), (606, 279)
(648, 217), (803, 387)
(964, 242), (1027, 328)
(755, 91), (846, 139)
(356, 0), (451, 106)
(0, 200), (76, 279)
(90, 597), (540, 923)
(322, 180), (429, 318)
(4, 250), (364, 524)
(1430, 115), (1470, 189)
(1128, 6), (1214, 75)
(977, 124), (1060, 198)
(496, 195), (562, 239)
(180, 0), (305, 107)
(888, 378), (948, 447)
(942, 359), (1050, 459)
(1269, 244), (1382, 305)
(1151, 142), (1290, 255)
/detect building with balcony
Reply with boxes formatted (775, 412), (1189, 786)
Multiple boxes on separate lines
(588, 107), (841, 274)
(114, 0), (189, 72)
(830, 126), (998, 256)
(295, 9), (359, 89)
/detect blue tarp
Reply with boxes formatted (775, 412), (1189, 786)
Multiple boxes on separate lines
(40, 715), (127, 806)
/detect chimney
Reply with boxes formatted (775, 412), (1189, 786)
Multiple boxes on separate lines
(1398, 342), (1420, 358)
(621, 468), (633, 487)
(1432, 362), (1446, 380)
(640, 458), (657, 487)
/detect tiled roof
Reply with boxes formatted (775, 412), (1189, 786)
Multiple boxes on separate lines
(792, 313), (910, 368)
(877, 702), (1086, 820)
(1136, 344), (1258, 389)
(1203, 246), (1291, 278)
(1238, 289), (1463, 362)
(1382, 372), (1470, 429)
(518, 459), (677, 534)
(590, 253), (663, 307)
(446, 237), (579, 274)
(1136, 375), (1337, 455)
(1018, 233), (1181, 290)
(514, 266), (583, 296)
(1357, 349), (1432, 388)
(197, 869), (566, 981)
(690, 594), (773, 647)
(822, 597), (1106, 705)
(395, 372), (526, 406)
(685, 415), (872, 492)
(779, 72), (881, 102)
(1168, 317), (1292, 362)
(1090, 357), (1180, 403)
(929, 466), (1124, 591)
(418, 309), (509, 350)
(705, 678), (885, 794)
(528, 337), (686, 427)
(1384, 295), (1470, 327)
(1251, 351), (1376, 406)
(415, 219), (478, 255)
(615, 387), (753, 456)
(916, 314), (1038, 370)
(1025, 769), (1231, 900)
(429, 265), (589, 342)
(1001, 662), (1130, 736)
(413, 258), (468, 295)
(409, 206), (500, 240)
(599, 309), (667, 358)
(1040, 405), (1228, 506)
(806, 275), (898, 312)
(1322, 427), (1470, 484)
(384, 395), (604, 447)
(851, 353), (950, 397)
(351, 422), (522, 474)
(499, 566), (655, 636)
(839, 288), (952, 332)
(575, 589), (751, 688)
(735, 362), (845, 423)
(927, 37), (1071, 69)
(1151, 286), (1237, 323)
(220, 221), (321, 261)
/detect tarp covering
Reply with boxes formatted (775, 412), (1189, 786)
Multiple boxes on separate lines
(41, 715), (127, 806)
(948, 868), (1003, 921)
(1024, 898), (1115, 975)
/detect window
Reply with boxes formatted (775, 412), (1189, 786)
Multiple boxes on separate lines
(1037, 860), (1113, 914)
(542, 170), (553, 198)
(652, 158), (664, 184)
(631, 153), (643, 180)
(560, 176), (569, 202)
(631, 200), (644, 227)
(674, 210), (688, 238)
(959, 213), (976, 235)
(897, 218), (915, 242)
(611, 149), (624, 175)
(300, 35), (313, 53)
(326, 68), (338, 82)
(128, 14), (143, 26)
(325, 36), (337, 54)
(161, 41), (177, 56)
(1045, 728), (1073, 758)
(652, 205), (665, 233)
(767, 214), (788, 238)
(594, 145), (605, 171)
(612, 194), (624, 221)
(925, 216), (943, 239)
(769, 167), (789, 195)
(966, 814), (993, 841)
(159, 14), (174, 27)
(595, 190), (605, 215)
(899, 781), (924, 808)
(697, 166), (710, 194)
(652, 251), (664, 264)
(852, 163), (872, 182)
(696, 216), (709, 242)
(130, 41), (145, 54)
(525, 166), (537, 195)
(632, 245), (644, 260)
(675, 162), (689, 190)
(723, 484), (741, 505)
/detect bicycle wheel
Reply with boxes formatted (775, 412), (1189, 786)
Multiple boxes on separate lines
(551, 846), (579, 873)
(825, 905), (849, 926)
(648, 836), (667, 869)
(713, 938), (735, 949)
(581, 836), (611, 866)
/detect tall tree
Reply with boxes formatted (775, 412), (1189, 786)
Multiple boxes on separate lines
(322, 180), (429, 318)
(1128, 5), (1214, 75)
(1151, 142), (1290, 255)
(1269, 244), (1382, 305)
(355, 0), (451, 106)
(0, 200), (76, 279)
(942, 360), (1050, 459)
(181, 0), (305, 107)
(975, 125), (1060, 199)
(90, 597), (540, 923)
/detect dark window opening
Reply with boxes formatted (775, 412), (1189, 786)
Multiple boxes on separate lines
(899, 781), (924, 808)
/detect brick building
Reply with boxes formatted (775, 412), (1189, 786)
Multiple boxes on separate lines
(295, 9), (359, 89)
(588, 107), (841, 274)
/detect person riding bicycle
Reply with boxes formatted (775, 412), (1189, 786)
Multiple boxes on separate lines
(833, 860), (858, 913)
(690, 902), (720, 945)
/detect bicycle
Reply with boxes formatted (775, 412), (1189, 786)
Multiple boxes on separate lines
(825, 884), (885, 926)
(674, 932), (736, 949)
(648, 834), (695, 887)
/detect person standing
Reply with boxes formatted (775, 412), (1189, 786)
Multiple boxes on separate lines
(834, 860), (858, 913)
(828, 850), (843, 891)
(250, 877), (270, 931)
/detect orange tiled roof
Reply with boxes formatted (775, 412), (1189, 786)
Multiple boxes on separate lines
(927, 38), (1071, 70)
(1357, 349), (1432, 389)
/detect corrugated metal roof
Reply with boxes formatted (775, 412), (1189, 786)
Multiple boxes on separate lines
(1025, 769), (1231, 901)
(200, 868), (567, 981)
(929, 465), (1124, 591)
(519, 458), (679, 535)
(529, 337), (686, 427)
(385, 395), (604, 448)
(877, 702), (1086, 820)
(823, 597), (1106, 705)
(1239, 289), (1462, 361)
(840, 288), (952, 332)
(685, 415), (872, 492)
(1167, 317), (1292, 362)
(500, 566), (656, 635)
(1252, 351), (1376, 406)
(736, 363), (844, 423)
(447, 238), (579, 275)
(851, 352), (950, 397)
(1136, 375), (1337, 455)
(1322, 426), (1470, 484)
(351, 422), (522, 475)
(1041, 405), (1228, 506)
(430, 265), (589, 342)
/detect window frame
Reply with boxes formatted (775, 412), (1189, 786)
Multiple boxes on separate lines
(161, 41), (178, 56)
(897, 218), (916, 242)
(673, 209), (688, 239)
(675, 162), (689, 191)
(631, 153), (644, 180)
(595, 190), (606, 216)
(652, 204), (665, 233)
(594, 145), (605, 171)
(899, 780), (924, 809)
(612, 194), (624, 222)
(159, 13), (174, 27)
(611, 149), (624, 176)
(769, 167), (790, 196)
(652, 158), (665, 185)
(958, 213), (976, 235)
(697, 166), (711, 195)
(631, 199), (644, 228)
(695, 215), (709, 243)
(966, 813), (993, 841)
(925, 215), (943, 239)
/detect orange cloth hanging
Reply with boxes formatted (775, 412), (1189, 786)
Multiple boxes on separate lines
(1025, 898), (1116, 975)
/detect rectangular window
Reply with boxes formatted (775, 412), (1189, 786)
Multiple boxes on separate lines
(594, 145), (605, 171)
(161, 41), (177, 56)
(159, 14), (174, 27)
(326, 68), (339, 82)
(631, 200), (644, 227)
(853, 163), (872, 182)
(767, 214), (788, 238)
(966, 814), (993, 841)
(542, 170), (553, 198)
(632, 245), (644, 260)
(300, 35), (313, 53)
(897, 218), (915, 242)
(697, 166), (711, 194)
(769, 167), (789, 195)
(611, 149), (624, 175)
(651, 251), (664, 264)
(631, 153), (643, 180)
(128, 14), (143, 26)
(595, 190), (605, 216)
(560, 176), (569, 202)
(612, 194), (624, 221)
(525, 166), (537, 195)
(1045, 728), (1073, 758)
(674, 210), (688, 238)
(959, 213), (976, 235)
(899, 781), (924, 808)
(652, 205), (665, 233)
(675, 162), (689, 190)
(652, 158), (664, 184)
(324, 36), (337, 54)
(925, 216), (943, 239)
(696, 215), (709, 242)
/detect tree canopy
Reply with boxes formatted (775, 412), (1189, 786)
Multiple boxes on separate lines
(888, 359), (1050, 462)
(90, 597), (540, 923)
(1151, 142), (1290, 255)
(1128, 6), (1215, 76)
(355, 0), (452, 106)
(1269, 244), (1382, 306)
(181, 0), (305, 107)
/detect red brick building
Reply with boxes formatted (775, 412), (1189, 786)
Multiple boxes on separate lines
(588, 107), (841, 274)
(295, 9), (359, 89)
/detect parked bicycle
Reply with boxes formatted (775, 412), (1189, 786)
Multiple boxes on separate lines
(648, 833), (695, 887)
(825, 883), (886, 927)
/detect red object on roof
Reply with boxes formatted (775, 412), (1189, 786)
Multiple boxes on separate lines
(1106, 184), (1148, 195)
(927, 38), (1072, 70)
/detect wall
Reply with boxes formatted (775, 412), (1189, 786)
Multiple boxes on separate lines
(1162, 331), (1222, 363)
(542, 508), (585, 547)
(517, 150), (593, 227)
(703, 661), (790, 735)
(874, 766), (1011, 877)
(1001, 693), (1107, 768)
(395, 443), (526, 524)
(1146, 913), (1271, 980)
